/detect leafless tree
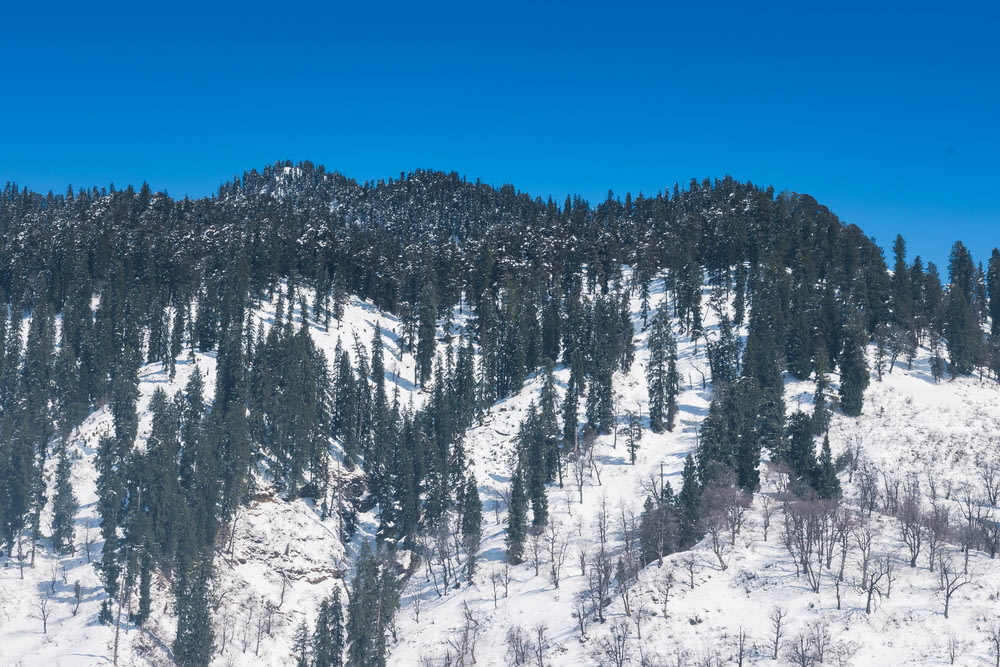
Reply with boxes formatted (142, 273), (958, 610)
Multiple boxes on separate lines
(980, 456), (1000, 506)
(856, 463), (880, 517)
(785, 631), (815, 667)
(546, 522), (569, 589)
(860, 554), (894, 614)
(31, 591), (51, 634)
(769, 606), (786, 660)
(531, 623), (548, 667)
(783, 500), (828, 592)
(575, 541), (589, 578)
(808, 621), (831, 664)
(572, 453), (588, 504)
(925, 502), (952, 571)
(633, 592), (650, 640)
(945, 633), (965, 665)
(73, 580), (82, 616)
(588, 553), (613, 623)
(446, 602), (481, 666)
(986, 619), (1000, 667)
(657, 569), (675, 618)
(574, 598), (589, 640)
(734, 625), (749, 667)
(880, 468), (901, 515)
(897, 479), (924, 567)
(854, 516), (875, 588)
(681, 553), (697, 590)
(529, 531), (545, 578)
(506, 625), (530, 665)
(938, 554), (971, 619)
(596, 618), (632, 667)
(759, 494), (774, 542)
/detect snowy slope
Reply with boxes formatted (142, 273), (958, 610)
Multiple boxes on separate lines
(5, 276), (1000, 666)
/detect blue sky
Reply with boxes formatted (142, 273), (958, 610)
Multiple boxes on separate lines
(2, 1), (997, 269)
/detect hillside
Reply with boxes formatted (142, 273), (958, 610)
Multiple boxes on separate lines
(0, 163), (998, 665)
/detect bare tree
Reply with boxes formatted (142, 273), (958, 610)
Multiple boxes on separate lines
(945, 633), (965, 665)
(596, 618), (632, 667)
(681, 553), (697, 590)
(759, 494), (774, 542)
(786, 631), (814, 667)
(925, 502), (952, 571)
(897, 479), (924, 567)
(986, 619), (1000, 667)
(769, 606), (786, 660)
(574, 598), (589, 641)
(546, 522), (570, 588)
(506, 625), (530, 665)
(657, 569), (675, 618)
(980, 456), (1000, 506)
(734, 625), (749, 667)
(531, 623), (548, 667)
(938, 554), (971, 619)
(588, 554), (613, 623)
(860, 554), (894, 614)
(856, 464), (880, 517)
(445, 602), (481, 666)
(31, 591), (51, 634)
(633, 592), (650, 640)
(529, 531), (545, 578)
(854, 516), (875, 588)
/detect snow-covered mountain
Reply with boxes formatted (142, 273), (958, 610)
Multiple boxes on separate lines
(5, 273), (1000, 667)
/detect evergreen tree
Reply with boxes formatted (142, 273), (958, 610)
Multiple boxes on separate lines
(461, 475), (483, 579)
(506, 470), (528, 564)
(347, 545), (399, 667)
(647, 300), (679, 433)
(677, 454), (702, 549)
(312, 588), (344, 667)
(50, 439), (78, 554)
(989, 248), (1000, 338)
(838, 322), (869, 416)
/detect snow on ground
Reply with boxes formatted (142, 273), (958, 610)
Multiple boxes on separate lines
(6, 277), (1000, 665)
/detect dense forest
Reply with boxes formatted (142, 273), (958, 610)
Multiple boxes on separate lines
(1, 161), (998, 665)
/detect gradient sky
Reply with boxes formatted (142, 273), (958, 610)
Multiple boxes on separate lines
(2, 1), (997, 270)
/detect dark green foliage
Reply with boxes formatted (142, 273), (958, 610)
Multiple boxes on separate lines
(347, 545), (399, 667)
(506, 470), (528, 564)
(312, 588), (344, 667)
(677, 454), (702, 549)
(838, 323), (869, 416)
(707, 313), (740, 385)
(647, 301), (679, 433)
(989, 248), (1000, 338)
(461, 475), (483, 579)
(50, 440), (78, 554)
(698, 378), (769, 492)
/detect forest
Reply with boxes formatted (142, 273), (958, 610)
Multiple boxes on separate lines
(1, 161), (999, 665)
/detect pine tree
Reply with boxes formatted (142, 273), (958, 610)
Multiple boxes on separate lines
(347, 545), (398, 667)
(461, 475), (483, 579)
(506, 470), (528, 564)
(312, 588), (344, 667)
(988, 248), (1000, 339)
(677, 454), (702, 549)
(50, 439), (78, 554)
(838, 322), (869, 416)
(646, 300), (679, 432)
(814, 435), (841, 499)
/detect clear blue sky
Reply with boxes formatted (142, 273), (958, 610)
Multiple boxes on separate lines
(2, 1), (997, 270)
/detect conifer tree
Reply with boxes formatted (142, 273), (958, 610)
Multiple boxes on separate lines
(312, 588), (344, 667)
(347, 546), (398, 667)
(838, 322), (869, 416)
(506, 470), (528, 565)
(989, 248), (1000, 339)
(50, 439), (78, 555)
(461, 475), (483, 579)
